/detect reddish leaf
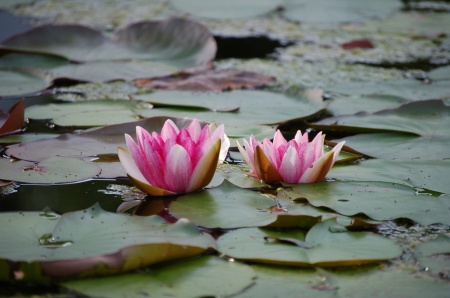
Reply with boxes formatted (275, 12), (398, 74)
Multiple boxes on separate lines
(132, 69), (276, 91)
(340, 39), (374, 50)
(0, 98), (24, 136)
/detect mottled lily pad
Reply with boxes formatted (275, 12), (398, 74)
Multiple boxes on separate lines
(285, 181), (450, 225)
(0, 204), (215, 281)
(415, 235), (450, 277)
(63, 256), (255, 298)
(217, 218), (402, 267)
(0, 156), (101, 184)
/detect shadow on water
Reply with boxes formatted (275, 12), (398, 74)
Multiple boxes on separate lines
(0, 10), (35, 42)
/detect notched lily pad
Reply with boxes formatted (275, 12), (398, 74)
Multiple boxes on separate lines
(216, 218), (402, 267)
(285, 181), (450, 225)
(0, 156), (102, 184)
(169, 180), (328, 229)
(0, 204), (215, 281)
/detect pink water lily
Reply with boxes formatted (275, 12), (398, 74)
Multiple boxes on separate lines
(118, 119), (230, 196)
(237, 130), (345, 184)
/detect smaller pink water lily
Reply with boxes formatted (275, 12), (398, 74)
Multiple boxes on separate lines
(118, 119), (229, 196)
(237, 130), (345, 184)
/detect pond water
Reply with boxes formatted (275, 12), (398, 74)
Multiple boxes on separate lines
(1, 0), (450, 297)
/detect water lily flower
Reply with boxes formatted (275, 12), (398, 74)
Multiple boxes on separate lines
(237, 130), (345, 184)
(118, 119), (229, 196)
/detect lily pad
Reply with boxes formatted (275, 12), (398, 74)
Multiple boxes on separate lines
(335, 132), (450, 160)
(0, 156), (101, 184)
(415, 235), (450, 277)
(330, 159), (450, 194)
(0, 69), (51, 97)
(136, 89), (328, 126)
(170, 0), (282, 19)
(217, 218), (402, 267)
(311, 99), (450, 136)
(0, 98), (24, 135)
(0, 18), (216, 68)
(285, 181), (450, 225)
(26, 100), (146, 127)
(326, 94), (408, 116)
(169, 180), (329, 229)
(283, 0), (401, 25)
(63, 255), (255, 298)
(0, 204), (215, 281)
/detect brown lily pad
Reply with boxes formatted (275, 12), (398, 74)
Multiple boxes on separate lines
(0, 98), (24, 136)
(132, 69), (276, 91)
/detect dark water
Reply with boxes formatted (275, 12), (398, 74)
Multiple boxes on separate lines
(0, 10), (34, 42)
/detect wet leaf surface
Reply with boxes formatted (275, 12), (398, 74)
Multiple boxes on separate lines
(63, 256), (256, 298)
(217, 218), (402, 266)
(286, 181), (450, 225)
(0, 204), (214, 280)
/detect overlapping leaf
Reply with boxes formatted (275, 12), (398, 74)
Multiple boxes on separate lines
(285, 181), (450, 225)
(0, 204), (214, 281)
(217, 218), (402, 267)
(63, 256), (256, 298)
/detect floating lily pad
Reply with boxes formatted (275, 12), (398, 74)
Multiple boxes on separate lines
(0, 156), (101, 184)
(0, 18), (216, 69)
(285, 181), (450, 225)
(326, 94), (407, 116)
(63, 255), (255, 298)
(430, 65), (450, 81)
(330, 159), (450, 194)
(169, 180), (328, 229)
(311, 99), (450, 136)
(0, 69), (51, 97)
(170, 0), (282, 19)
(0, 53), (69, 69)
(335, 132), (450, 160)
(136, 89), (328, 126)
(283, 0), (401, 25)
(415, 235), (450, 277)
(26, 100), (145, 127)
(217, 218), (402, 267)
(0, 204), (215, 281)
(0, 98), (24, 135)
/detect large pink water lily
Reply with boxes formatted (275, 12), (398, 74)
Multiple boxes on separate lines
(237, 130), (345, 184)
(118, 119), (230, 196)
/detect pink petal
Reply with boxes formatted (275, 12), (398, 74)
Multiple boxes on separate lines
(279, 146), (302, 183)
(187, 118), (202, 142)
(272, 130), (287, 148)
(160, 119), (179, 141)
(330, 141), (346, 165)
(187, 139), (221, 192)
(125, 134), (155, 185)
(164, 144), (192, 193)
(299, 151), (334, 183)
(311, 132), (324, 160)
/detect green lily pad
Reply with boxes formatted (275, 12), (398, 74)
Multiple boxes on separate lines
(26, 100), (146, 127)
(136, 90), (328, 126)
(170, 0), (282, 19)
(330, 159), (450, 194)
(311, 99), (450, 136)
(326, 79), (450, 102)
(335, 132), (450, 160)
(217, 218), (402, 267)
(169, 180), (329, 229)
(430, 65), (450, 81)
(0, 53), (69, 69)
(63, 255), (255, 298)
(0, 69), (51, 97)
(0, 204), (215, 281)
(415, 235), (450, 277)
(0, 157), (101, 184)
(0, 19), (216, 69)
(285, 181), (450, 225)
(326, 94), (408, 116)
(283, 0), (401, 25)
